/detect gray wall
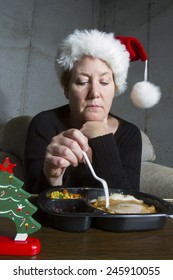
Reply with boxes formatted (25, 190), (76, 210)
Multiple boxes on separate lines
(0, 0), (173, 168)
(0, 0), (99, 122)
(99, 0), (173, 168)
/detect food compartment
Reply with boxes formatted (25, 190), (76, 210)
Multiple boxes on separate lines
(86, 189), (173, 232)
(86, 188), (173, 214)
(43, 197), (93, 215)
(45, 199), (93, 232)
(45, 187), (89, 200)
(38, 187), (95, 232)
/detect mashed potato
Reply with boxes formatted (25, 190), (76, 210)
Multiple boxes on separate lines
(90, 193), (156, 214)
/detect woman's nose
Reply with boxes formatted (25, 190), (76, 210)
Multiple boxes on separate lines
(88, 82), (100, 99)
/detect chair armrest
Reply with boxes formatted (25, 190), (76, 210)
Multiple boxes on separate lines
(0, 116), (32, 161)
(141, 131), (156, 162)
(140, 162), (173, 199)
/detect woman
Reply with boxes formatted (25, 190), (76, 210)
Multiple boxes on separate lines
(24, 29), (159, 194)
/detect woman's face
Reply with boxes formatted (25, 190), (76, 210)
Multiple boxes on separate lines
(66, 56), (115, 127)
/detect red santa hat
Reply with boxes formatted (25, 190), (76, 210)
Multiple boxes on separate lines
(57, 29), (161, 108)
(116, 36), (161, 108)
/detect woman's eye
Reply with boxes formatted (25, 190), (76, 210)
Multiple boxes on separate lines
(76, 80), (88, 85)
(100, 81), (109, 85)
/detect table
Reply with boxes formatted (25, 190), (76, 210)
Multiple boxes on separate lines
(0, 214), (173, 260)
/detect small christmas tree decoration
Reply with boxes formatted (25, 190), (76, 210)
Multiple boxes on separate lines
(0, 158), (41, 255)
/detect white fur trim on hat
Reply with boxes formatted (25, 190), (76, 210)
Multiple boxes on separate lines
(56, 29), (130, 94)
(131, 81), (161, 108)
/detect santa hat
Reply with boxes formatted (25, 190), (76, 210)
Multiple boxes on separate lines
(57, 29), (161, 108)
(116, 36), (161, 108)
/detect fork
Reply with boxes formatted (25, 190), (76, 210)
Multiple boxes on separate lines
(82, 151), (109, 208)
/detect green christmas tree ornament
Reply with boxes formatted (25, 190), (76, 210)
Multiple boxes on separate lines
(0, 158), (41, 255)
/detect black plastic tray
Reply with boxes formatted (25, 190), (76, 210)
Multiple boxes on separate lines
(38, 187), (173, 232)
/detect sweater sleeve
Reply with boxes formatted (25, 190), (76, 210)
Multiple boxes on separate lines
(89, 126), (142, 191)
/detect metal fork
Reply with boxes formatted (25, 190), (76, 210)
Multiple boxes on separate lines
(82, 151), (109, 208)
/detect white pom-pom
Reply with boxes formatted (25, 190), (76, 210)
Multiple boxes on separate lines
(130, 81), (161, 109)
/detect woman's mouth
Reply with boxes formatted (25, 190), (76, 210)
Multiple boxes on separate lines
(85, 105), (102, 112)
(86, 104), (101, 109)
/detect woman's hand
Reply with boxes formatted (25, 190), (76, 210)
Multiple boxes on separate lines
(81, 121), (112, 139)
(43, 128), (89, 186)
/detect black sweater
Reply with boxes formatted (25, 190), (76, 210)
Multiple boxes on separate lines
(24, 105), (142, 193)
